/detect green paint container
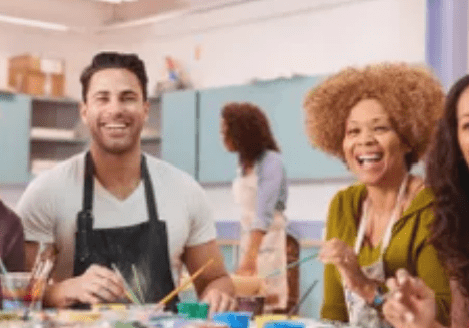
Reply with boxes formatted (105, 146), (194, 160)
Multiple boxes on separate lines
(177, 302), (209, 319)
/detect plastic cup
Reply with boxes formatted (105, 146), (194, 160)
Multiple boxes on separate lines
(236, 296), (265, 316)
(177, 302), (209, 319)
(212, 312), (252, 328)
(0, 272), (45, 311)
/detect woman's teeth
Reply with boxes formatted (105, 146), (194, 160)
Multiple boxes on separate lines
(357, 154), (383, 164)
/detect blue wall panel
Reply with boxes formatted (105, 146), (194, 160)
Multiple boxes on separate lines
(0, 93), (30, 184)
(198, 77), (350, 183)
(162, 90), (198, 178)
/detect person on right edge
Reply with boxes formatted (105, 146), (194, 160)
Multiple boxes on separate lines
(303, 63), (451, 327)
(383, 75), (469, 328)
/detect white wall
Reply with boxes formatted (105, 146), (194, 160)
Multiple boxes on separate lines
(97, 0), (426, 92)
(0, 23), (97, 99)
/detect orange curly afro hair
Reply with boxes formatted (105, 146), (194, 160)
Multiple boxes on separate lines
(303, 62), (445, 165)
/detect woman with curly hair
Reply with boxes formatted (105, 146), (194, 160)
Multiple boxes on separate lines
(383, 75), (469, 328)
(220, 102), (300, 314)
(303, 63), (450, 327)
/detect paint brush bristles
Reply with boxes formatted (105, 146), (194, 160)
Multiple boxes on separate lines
(132, 264), (144, 304)
(158, 258), (214, 307)
(264, 253), (318, 278)
(111, 263), (141, 305)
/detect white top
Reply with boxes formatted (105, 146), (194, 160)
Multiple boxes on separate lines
(16, 152), (216, 283)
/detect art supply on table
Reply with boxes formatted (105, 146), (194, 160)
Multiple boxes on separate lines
(111, 263), (142, 305)
(264, 253), (318, 278)
(255, 314), (290, 328)
(212, 312), (252, 328)
(157, 258), (214, 307)
(263, 321), (305, 328)
(0, 257), (19, 304)
(22, 245), (58, 318)
(236, 295), (265, 316)
(177, 302), (209, 319)
(287, 280), (318, 318)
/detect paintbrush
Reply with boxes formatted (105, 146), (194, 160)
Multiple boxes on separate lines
(287, 279), (318, 318)
(0, 257), (18, 301)
(132, 264), (145, 304)
(264, 253), (318, 278)
(157, 258), (214, 307)
(111, 263), (142, 305)
(24, 246), (58, 319)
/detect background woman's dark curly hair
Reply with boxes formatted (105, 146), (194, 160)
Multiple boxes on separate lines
(427, 74), (469, 297)
(221, 102), (279, 173)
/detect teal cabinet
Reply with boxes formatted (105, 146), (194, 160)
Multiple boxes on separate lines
(197, 77), (350, 183)
(162, 90), (198, 178)
(0, 93), (30, 183)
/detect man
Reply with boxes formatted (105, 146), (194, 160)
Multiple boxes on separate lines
(16, 52), (235, 311)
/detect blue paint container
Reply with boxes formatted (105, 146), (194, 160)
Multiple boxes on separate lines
(212, 312), (252, 328)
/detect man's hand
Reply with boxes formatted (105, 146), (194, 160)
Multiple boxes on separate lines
(182, 240), (236, 316)
(45, 264), (125, 308)
(202, 288), (237, 315)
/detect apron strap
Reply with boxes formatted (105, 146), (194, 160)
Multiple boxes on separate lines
(354, 174), (409, 256)
(141, 155), (159, 223)
(83, 151), (94, 212)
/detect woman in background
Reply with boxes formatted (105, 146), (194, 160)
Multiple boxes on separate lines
(220, 102), (299, 314)
(383, 75), (469, 328)
(303, 62), (450, 327)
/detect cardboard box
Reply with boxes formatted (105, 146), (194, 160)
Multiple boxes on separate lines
(9, 69), (45, 96)
(8, 54), (65, 97)
(45, 73), (65, 98)
(9, 54), (41, 72)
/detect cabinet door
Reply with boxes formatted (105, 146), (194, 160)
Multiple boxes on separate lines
(0, 94), (30, 183)
(198, 76), (351, 183)
(161, 90), (198, 178)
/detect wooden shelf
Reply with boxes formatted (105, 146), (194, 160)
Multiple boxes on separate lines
(30, 127), (86, 143)
(31, 95), (79, 104)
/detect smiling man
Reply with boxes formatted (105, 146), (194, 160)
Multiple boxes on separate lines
(16, 52), (235, 311)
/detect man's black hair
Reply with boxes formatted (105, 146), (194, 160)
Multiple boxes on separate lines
(80, 52), (148, 102)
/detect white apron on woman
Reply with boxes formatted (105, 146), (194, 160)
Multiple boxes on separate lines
(233, 167), (288, 311)
(344, 176), (408, 328)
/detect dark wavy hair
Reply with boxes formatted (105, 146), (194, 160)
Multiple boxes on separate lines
(221, 102), (280, 173)
(80, 52), (148, 102)
(427, 74), (469, 297)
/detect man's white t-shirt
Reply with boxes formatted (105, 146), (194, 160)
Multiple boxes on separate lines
(16, 152), (216, 284)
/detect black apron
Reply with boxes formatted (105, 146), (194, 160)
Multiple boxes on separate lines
(73, 151), (179, 311)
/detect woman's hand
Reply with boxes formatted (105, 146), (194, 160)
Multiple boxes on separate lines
(235, 257), (257, 276)
(319, 238), (374, 301)
(383, 268), (440, 328)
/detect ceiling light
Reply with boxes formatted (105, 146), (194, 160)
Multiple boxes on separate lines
(0, 14), (70, 31)
(93, 0), (138, 3)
